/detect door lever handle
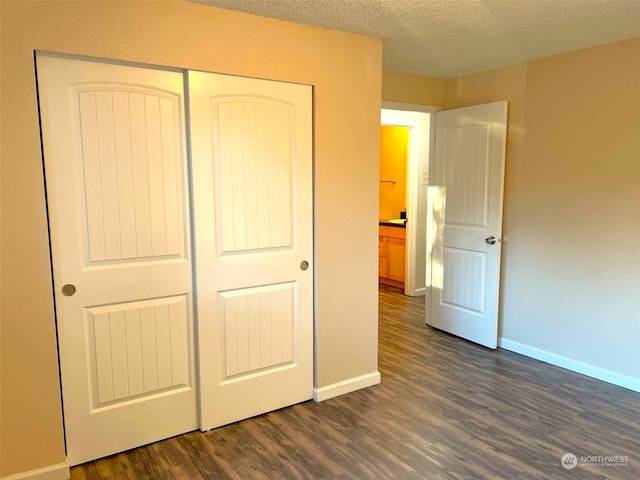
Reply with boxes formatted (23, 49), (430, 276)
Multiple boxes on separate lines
(485, 235), (497, 245)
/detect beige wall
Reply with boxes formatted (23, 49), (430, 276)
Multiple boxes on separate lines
(382, 71), (444, 106)
(0, 1), (382, 476)
(445, 38), (640, 380)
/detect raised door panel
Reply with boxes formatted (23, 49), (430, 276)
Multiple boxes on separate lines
(387, 237), (406, 282)
(443, 124), (490, 228)
(87, 296), (190, 407)
(77, 88), (186, 263)
(219, 283), (295, 378)
(214, 100), (294, 254)
(379, 234), (388, 280)
(441, 248), (486, 314)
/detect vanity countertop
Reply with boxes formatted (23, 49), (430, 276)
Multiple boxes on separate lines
(379, 220), (406, 228)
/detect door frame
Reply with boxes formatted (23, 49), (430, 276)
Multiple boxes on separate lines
(381, 102), (441, 297)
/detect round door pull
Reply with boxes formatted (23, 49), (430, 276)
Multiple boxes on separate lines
(300, 261), (309, 271)
(485, 236), (497, 245)
(61, 284), (76, 296)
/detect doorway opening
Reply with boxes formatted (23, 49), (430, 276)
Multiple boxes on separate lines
(379, 103), (440, 298)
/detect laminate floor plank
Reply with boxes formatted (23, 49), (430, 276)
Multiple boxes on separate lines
(71, 285), (639, 479)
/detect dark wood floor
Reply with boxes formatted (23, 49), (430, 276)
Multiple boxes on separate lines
(72, 285), (639, 479)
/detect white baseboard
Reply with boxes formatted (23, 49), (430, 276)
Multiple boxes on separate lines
(1, 462), (69, 480)
(406, 287), (426, 297)
(314, 371), (381, 402)
(498, 338), (640, 393)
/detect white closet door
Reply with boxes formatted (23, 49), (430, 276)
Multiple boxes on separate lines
(188, 71), (314, 430)
(37, 54), (197, 465)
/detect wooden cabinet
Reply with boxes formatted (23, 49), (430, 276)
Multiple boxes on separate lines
(379, 225), (406, 289)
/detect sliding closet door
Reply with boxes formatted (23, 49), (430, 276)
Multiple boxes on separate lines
(37, 54), (197, 465)
(189, 71), (314, 429)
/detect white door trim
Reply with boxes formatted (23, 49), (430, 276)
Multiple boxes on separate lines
(381, 101), (442, 114)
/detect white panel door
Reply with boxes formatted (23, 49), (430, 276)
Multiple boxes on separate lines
(188, 71), (313, 429)
(430, 101), (507, 348)
(36, 54), (197, 465)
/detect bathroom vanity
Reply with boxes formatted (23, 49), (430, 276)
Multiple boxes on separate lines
(378, 223), (406, 289)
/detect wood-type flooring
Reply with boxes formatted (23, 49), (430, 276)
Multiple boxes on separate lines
(71, 285), (639, 479)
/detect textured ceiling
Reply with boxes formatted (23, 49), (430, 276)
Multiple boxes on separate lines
(191, 0), (640, 78)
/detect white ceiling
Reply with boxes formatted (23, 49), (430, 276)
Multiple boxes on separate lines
(191, 0), (640, 78)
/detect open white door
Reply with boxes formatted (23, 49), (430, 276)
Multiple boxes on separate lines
(37, 54), (197, 465)
(188, 72), (314, 429)
(429, 101), (507, 348)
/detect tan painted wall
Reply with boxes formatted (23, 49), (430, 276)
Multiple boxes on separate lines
(382, 71), (444, 106)
(0, 0), (382, 476)
(445, 38), (640, 380)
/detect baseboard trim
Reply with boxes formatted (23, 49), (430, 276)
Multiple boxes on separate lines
(313, 371), (381, 402)
(1, 462), (69, 480)
(498, 338), (640, 393)
(406, 287), (426, 297)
